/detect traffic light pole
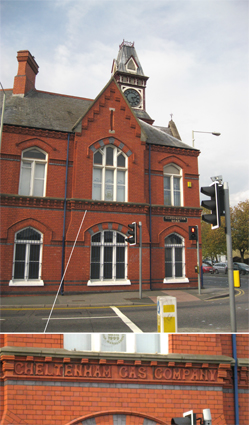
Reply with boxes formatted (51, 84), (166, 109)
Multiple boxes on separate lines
(138, 221), (142, 299)
(196, 226), (201, 295)
(224, 182), (237, 332)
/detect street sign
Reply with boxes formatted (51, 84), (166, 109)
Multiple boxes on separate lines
(164, 217), (187, 223)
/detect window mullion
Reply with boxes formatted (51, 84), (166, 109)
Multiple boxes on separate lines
(172, 247), (175, 278)
(101, 167), (104, 201)
(24, 243), (30, 280)
(114, 167), (117, 204)
(30, 161), (35, 196)
(171, 175), (174, 206)
(113, 232), (116, 280)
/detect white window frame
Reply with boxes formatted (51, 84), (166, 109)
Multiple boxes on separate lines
(64, 334), (169, 354)
(19, 147), (48, 197)
(9, 227), (44, 286)
(164, 233), (189, 284)
(88, 230), (130, 286)
(92, 146), (128, 202)
(163, 164), (183, 207)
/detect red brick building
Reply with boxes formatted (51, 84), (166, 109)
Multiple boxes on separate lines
(0, 41), (201, 296)
(0, 333), (248, 424)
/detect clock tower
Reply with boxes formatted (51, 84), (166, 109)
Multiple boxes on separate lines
(112, 40), (154, 124)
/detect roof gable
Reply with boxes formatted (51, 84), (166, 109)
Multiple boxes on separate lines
(72, 77), (147, 142)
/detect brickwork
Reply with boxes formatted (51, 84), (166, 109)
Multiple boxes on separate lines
(0, 334), (248, 425)
(0, 48), (203, 295)
(1, 334), (63, 348)
(0, 384), (228, 425)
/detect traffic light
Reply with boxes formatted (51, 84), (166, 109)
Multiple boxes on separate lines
(201, 181), (225, 229)
(125, 222), (136, 245)
(189, 226), (198, 241)
(171, 411), (196, 425)
(171, 419), (191, 425)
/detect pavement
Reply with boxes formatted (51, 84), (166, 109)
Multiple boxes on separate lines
(0, 284), (233, 309)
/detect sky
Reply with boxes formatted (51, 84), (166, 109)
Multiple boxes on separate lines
(0, 0), (248, 206)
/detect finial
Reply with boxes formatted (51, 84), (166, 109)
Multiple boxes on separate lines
(170, 113), (173, 120)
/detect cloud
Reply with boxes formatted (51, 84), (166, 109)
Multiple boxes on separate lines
(0, 0), (248, 205)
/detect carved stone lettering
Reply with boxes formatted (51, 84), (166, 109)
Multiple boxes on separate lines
(12, 361), (219, 384)
(83, 365), (92, 377)
(65, 364), (73, 376)
(173, 368), (181, 379)
(102, 366), (112, 378)
(138, 367), (147, 379)
(36, 363), (45, 376)
(15, 362), (24, 375)
(73, 364), (82, 377)
(200, 369), (208, 381)
(54, 364), (63, 376)
(119, 366), (147, 379)
(25, 363), (34, 375)
(44, 364), (54, 376)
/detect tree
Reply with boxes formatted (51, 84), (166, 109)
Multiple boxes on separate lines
(230, 200), (249, 262)
(201, 208), (226, 262)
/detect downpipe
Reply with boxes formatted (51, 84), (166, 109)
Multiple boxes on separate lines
(149, 144), (152, 290)
(232, 334), (239, 425)
(60, 132), (71, 295)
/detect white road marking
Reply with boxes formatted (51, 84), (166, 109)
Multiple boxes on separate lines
(111, 306), (143, 333)
(42, 316), (117, 320)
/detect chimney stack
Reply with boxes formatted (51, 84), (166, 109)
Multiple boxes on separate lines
(13, 50), (39, 96)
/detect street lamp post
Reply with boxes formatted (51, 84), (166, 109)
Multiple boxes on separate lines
(192, 130), (221, 147)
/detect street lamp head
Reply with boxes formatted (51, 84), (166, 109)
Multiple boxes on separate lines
(192, 130), (221, 147)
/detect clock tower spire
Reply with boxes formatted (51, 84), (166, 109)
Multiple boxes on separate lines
(112, 40), (153, 124)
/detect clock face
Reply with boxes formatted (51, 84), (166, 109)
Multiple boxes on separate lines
(124, 88), (141, 107)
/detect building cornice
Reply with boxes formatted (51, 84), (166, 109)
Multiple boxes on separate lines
(0, 194), (202, 217)
(2, 346), (244, 389)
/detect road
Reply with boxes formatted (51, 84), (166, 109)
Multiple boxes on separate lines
(0, 274), (248, 333)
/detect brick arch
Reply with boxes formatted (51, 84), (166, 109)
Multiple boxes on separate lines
(6, 218), (53, 244)
(159, 156), (188, 168)
(16, 138), (55, 154)
(158, 225), (188, 245)
(65, 410), (168, 425)
(89, 136), (133, 158)
(87, 222), (128, 237)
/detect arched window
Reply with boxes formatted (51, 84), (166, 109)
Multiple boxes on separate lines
(10, 227), (44, 286)
(92, 146), (127, 202)
(164, 233), (188, 282)
(164, 164), (182, 206)
(64, 333), (168, 354)
(89, 230), (129, 285)
(19, 147), (47, 197)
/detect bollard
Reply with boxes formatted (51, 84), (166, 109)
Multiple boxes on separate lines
(157, 296), (178, 333)
(233, 270), (240, 288)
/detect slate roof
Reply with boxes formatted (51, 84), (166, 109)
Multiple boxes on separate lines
(0, 88), (196, 151)
(1, 89), (93, 133)
(113, 42), (146, 77)
(139, 119), (196, 150)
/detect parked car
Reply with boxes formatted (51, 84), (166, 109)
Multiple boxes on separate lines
(213, 262), (228, 274)
(202, 259), (213, 266)
(202, 263), (214, 273)
(233, 262), (249, 275)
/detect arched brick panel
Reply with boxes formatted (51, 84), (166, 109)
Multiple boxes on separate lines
(89, 137), (133, 158)
(65, 410), (168, 425)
